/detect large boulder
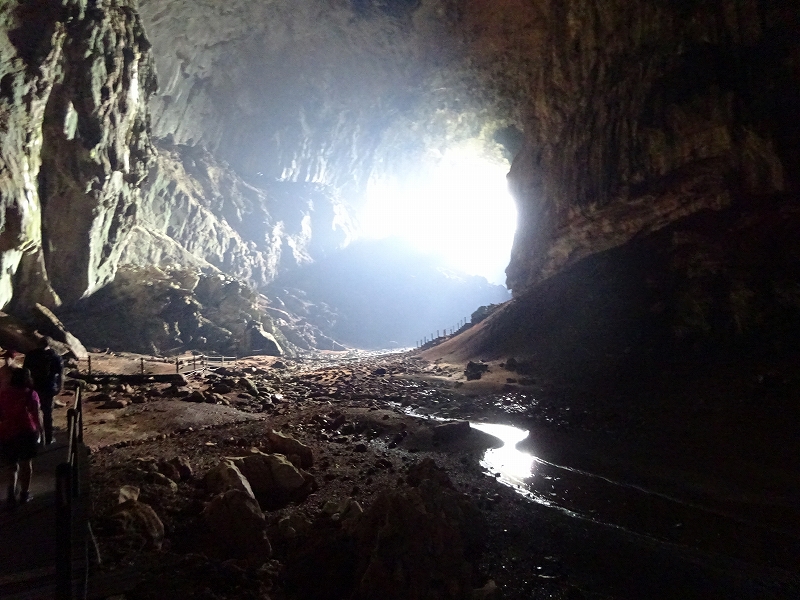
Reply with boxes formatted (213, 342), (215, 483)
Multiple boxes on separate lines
(266, 430), (314, 468)
(168, 456), (193, 481)
(203, 489), (272, 560)
(108, 500), (165, 550)
(204, 459), (255, 500)
(246, 323), (283, 356)
(30, 304), (88, 360)
(233, 451), (315, 511)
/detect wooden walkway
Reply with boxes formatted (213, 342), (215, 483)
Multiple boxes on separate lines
(0, 438), (72, 598)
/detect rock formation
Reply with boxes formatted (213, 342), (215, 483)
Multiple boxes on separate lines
(122, 141), (354, 288)
(57, 266), (295, 356)
(0, 0), (154, 309)
(481, 0), (798, 292)
(0, 0), (797, 357)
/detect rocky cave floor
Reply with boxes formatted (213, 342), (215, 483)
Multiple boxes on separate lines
(61, 349), (800, 600)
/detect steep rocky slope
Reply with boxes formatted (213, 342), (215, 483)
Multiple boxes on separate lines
(426, 198), (800, 383)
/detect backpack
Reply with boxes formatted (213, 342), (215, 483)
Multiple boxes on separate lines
(24, 348), (62, 394)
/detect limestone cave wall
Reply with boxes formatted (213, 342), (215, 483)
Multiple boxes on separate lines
(0, 0), (155, 310)
(122, 142), (352, 288)
(0, 0), (797, 354)
(0, 0), (357, 321)
(460, 0), (799, 291)
(134, 0), (799, 295)
(136, 0), (468, 196)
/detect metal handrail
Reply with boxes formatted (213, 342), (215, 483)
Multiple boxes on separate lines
(55, 385), (86, 600)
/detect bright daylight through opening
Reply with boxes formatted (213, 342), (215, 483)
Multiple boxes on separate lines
(360, 147), (517, 285)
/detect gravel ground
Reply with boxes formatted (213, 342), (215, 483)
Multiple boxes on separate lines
(83, 350), (800, 600)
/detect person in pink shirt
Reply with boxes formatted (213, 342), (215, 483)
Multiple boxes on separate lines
(0, 368), (44, 509)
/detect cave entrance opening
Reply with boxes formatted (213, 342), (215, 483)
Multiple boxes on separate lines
(359, 146), (517, 286)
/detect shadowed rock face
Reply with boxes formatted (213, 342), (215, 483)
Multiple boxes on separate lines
(58, 266), (296, 356)
(429, 200), (800, 381)
(456, 0), (798, 292)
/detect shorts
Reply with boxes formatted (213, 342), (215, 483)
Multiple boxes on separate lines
(0, 431), (39, 464)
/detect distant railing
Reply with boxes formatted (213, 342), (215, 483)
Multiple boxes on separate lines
(173, 353), (238, 374)
(76, 353), (239, 377)
(415, 317), (471, 349)
(55, 384), (87, 600)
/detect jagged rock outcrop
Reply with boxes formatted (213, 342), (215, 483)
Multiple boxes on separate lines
(0, 0), (156, 311)
(120, 142), (354, 288)
(57, 266), (294, 356)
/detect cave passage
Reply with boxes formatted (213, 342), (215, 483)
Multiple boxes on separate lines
(359, 146), (517, 285)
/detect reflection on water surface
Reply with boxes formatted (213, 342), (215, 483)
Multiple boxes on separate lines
(470, 422), (536, 484)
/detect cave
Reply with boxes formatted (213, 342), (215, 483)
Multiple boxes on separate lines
(0, 1), (798, 599)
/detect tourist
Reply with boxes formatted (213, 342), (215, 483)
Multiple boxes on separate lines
(0, 368), (44, 509)
(22, 337), (63, 445)
(0, 350), (18, 392)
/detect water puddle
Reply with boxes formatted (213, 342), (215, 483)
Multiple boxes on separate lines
(389, 400), (799, 570)
(470, 422), (537, 488)
(469, 420), (800, 572)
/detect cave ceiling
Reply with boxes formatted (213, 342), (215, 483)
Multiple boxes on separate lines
(138, 0), (799, 252)
(138, 0), (511, 199)
(0, 0), (797, 338)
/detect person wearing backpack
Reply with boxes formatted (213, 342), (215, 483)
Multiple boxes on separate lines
(22, 338), (63, 445)
(0, 368), (44, 509)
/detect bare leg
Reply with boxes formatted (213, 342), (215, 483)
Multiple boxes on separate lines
(18, 460), (32, 494)
(7, 464), (18, 501)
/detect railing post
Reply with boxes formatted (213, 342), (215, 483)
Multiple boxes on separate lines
(55, 463), (74, 600)
(66, 409), (78, 497)
(87, 356), (92, 377)
(76, 388), (83, 444)
(175, 357), (179, 374)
